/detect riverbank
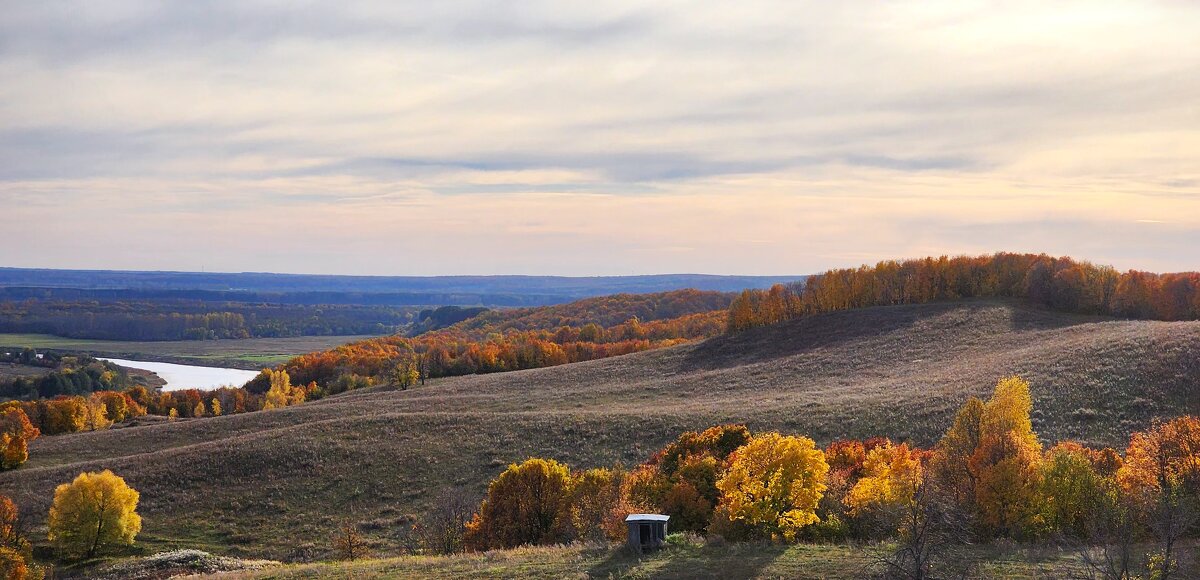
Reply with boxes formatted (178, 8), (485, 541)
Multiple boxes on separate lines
(0, 333), (381, 369)
(100, 357), (260, 391)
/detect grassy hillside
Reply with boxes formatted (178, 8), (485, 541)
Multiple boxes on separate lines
(2, 300), (1198, 560)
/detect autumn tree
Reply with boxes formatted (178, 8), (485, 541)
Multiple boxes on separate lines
(390, 355), (420, 390)
(968, 376), (1043, 538)
(43, 398), (87, 435)
(725, 253), (1200, 334)
(0, 495), (34, 579)
(262, 369), (304, 410)
(464, 458), (573, 550)
(1116, 416), (1200, 502)
(83, 396), (112, 431)
(711, 432), (829, 541)
(844, 442), (924, 537)
(48, 470), (142, 558)
(0, 548), (28, 580)
(561, 467), (625, 542)
(1113, 416), (1200, 578)
(928, 397), (984, 510)
(0, 409), (39, 471)
(1037, 442), (1108, 539)
(332, 522), (369, 561)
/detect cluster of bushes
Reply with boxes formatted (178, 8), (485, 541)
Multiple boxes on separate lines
(728, 252), (1200, 332)
(0, 352), (135, 400)
(459, 377), (1200, 577)
(1, 469), (143, 578)
(277, 290), (733, 391)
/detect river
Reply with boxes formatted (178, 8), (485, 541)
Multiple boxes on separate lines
(100, 358), (261, 391)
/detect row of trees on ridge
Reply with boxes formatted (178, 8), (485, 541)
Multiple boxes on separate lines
(728, 253), (1200, 332)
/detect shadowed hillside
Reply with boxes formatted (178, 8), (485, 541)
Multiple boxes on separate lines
(2, 300), (1198, 560)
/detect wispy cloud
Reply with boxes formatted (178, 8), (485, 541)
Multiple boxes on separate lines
(0, 1), (1198, 274)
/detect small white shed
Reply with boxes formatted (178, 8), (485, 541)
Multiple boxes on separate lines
(625, 513), (669, 552)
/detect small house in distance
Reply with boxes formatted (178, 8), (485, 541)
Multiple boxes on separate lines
(625, 514), (669, 552)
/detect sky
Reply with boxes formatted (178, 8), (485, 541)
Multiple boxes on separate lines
(0, 1), (1198, 276)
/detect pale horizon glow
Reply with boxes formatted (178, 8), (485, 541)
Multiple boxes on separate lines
(1, 1), (1198, 276)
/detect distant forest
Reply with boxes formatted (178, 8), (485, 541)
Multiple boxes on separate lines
(0, 299), (415, 341)
(0, 269), (801, 304)
(0, 269), (798, 342)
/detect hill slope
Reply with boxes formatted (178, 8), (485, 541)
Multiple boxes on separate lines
(2, 300), (1198, 559)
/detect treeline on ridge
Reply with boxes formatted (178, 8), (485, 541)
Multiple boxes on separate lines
(278, 290), (731, 390)
(728, 252), (1200, 332)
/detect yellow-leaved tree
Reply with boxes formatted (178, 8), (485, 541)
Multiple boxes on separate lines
(844, 442), (924, 524)
(928, 397), (984, 508)
(711, 432), (829, 541)
(48, 470), (142, 558)
(263, 369), (305, 410)
(968, 376), (1044, 537)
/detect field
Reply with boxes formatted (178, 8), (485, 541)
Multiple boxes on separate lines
(2, 300), (1199, 566)
(0, 333), (381, 369)
(0, 361), (52, 382)
(206, 538), (1132, 579)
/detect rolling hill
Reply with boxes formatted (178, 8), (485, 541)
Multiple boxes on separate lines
(2, 299), (1198, 561)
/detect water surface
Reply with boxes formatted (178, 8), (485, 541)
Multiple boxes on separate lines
(101, 358), (260, 391)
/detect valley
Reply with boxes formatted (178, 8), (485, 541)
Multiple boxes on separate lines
(3, 300), (1197, 563)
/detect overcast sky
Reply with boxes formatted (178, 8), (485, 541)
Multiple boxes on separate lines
(1, 1), (1197, 276)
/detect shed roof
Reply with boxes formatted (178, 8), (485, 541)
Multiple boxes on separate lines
(625, 514), (670, 522)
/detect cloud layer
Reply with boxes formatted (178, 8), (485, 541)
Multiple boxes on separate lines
(1, 1), (1197, 275)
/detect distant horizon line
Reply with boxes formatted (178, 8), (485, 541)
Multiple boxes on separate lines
(0, 265), (808, 280)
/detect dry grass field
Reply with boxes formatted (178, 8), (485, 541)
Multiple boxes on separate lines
(2, 300), (1198, 562)
(204, 537), (1200, 579)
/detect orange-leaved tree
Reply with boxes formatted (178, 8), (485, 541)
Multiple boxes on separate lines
(1116, 416), (1200, 509)
(968, 376), (1044, 538)
(0, 408), (39, 471)
(0, 494), (35, 578)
